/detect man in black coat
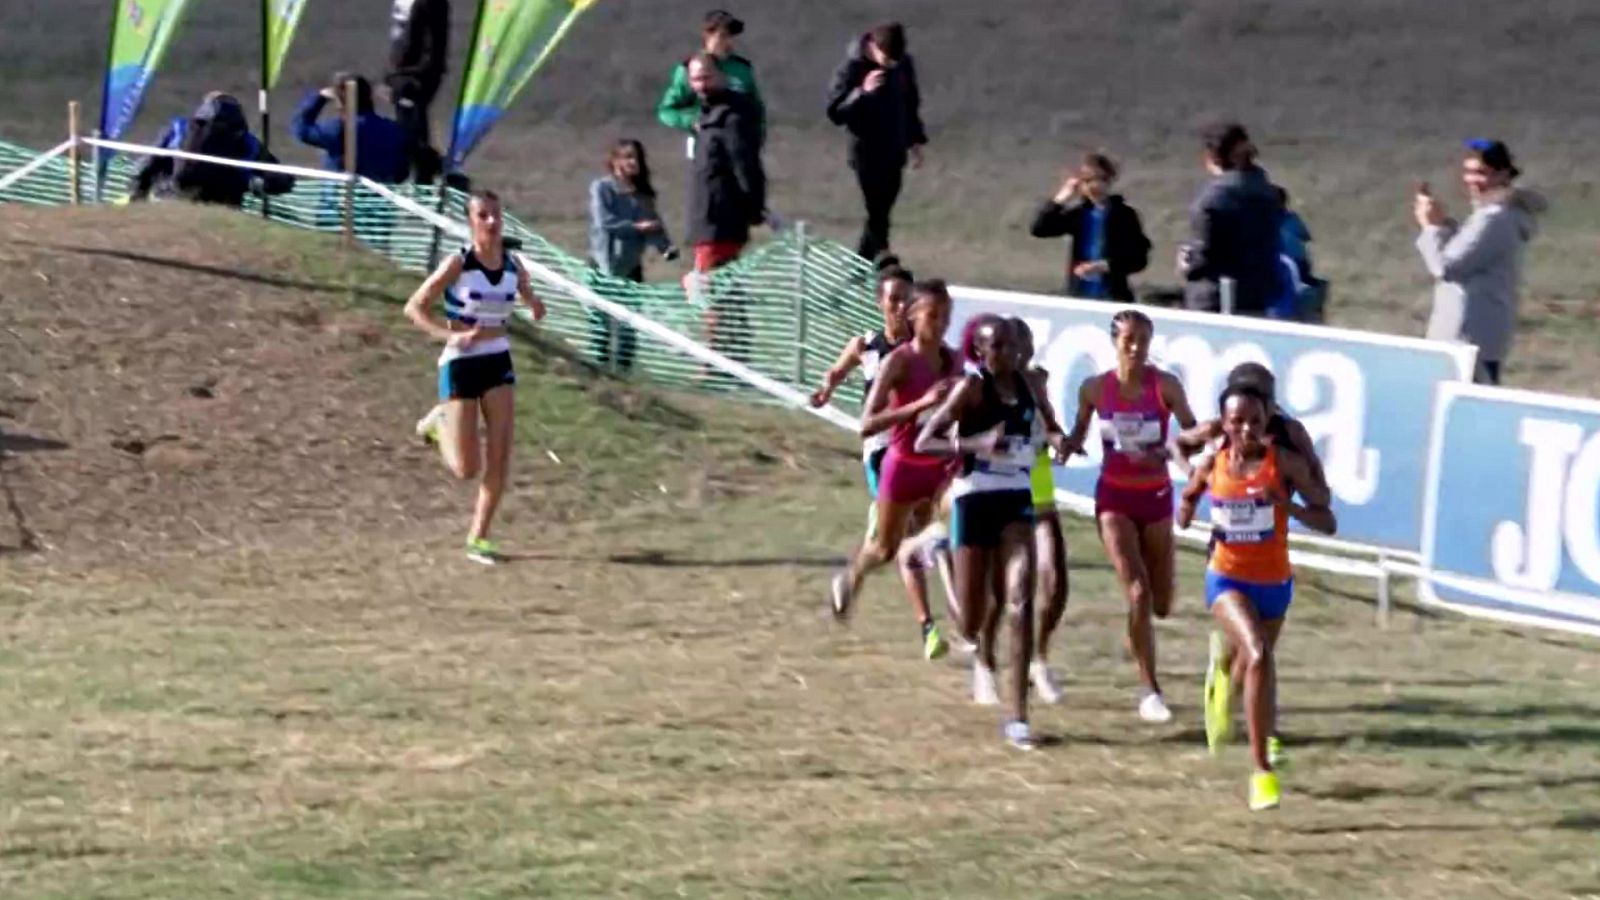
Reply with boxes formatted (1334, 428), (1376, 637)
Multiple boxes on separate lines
(1030, 152), (1151, 302)
(686, 54), (766, 269)
(384, 0), (449, 184)
(685, 54), (765, 363)
(826, 22), (927, 261)
(1179, 122), (1284, 316)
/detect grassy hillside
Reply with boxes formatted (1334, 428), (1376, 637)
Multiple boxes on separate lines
(5, 0), (1600, 391)
(1, 204), (1599, 897)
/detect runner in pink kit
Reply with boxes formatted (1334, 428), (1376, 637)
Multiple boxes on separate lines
(830, 279), (961, 660)
(1063, 309), (1198, 722)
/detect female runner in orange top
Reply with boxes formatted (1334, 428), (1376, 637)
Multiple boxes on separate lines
(1178, 383), (1334, 811)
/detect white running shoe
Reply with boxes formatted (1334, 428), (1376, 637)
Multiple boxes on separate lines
(1030, 660), (1064, 705)
(973, 662), (1000, 706)
(1003, 719), (1037, 751)
(948, 630), (977, 658)
(414, 404), (445, 445)
(1139, 691), (1173, 723)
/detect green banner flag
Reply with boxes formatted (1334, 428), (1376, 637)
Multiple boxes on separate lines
(263, 0), (309, 90)
(448, 0), (597, 169)
(100, 0), (197, 140)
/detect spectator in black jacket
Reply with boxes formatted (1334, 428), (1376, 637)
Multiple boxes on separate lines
(686, 54), (765, 270)
(1029, 152), (1151, 301)
(1178, 122), (1285, 316)
(131, 93), (295, 206)
(684, 54), (764, 364)
(826, 22), (927, 261)
(384, 0), (449, 183)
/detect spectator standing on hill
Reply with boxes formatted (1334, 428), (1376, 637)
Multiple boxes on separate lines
(131, 93), (295, 206)
(293, 74), (411, 184)
(1415, 139), (1547, 386)
(658, 10), (765, 157)
(685, 54), (765, 361)
(826, 22), (928, 262)
(384, 0), (450, 184)
(588, 139), (678, 372)
(1178, 122), (1284, 317)
(1029, 152), (1151, 302)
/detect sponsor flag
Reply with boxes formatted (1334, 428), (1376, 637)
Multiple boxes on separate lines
(263, 0), (309, 91)
(448, 0), (597, 170)
(100, 0), (197, 141)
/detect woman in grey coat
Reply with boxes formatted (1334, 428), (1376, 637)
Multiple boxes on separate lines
(1415, 140), (1546, 385)
(587, 139), (677, 371)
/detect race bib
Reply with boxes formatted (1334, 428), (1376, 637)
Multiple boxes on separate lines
(1211, 498), (1275, 543)
(1103, 413), (1161, 451)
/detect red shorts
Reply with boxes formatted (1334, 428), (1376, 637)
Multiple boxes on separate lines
(1095, 478), (1174, 528)
(694, 240), (745, 272)
(878, 449), (955, 506)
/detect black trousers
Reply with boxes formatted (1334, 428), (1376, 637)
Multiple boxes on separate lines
(854, 157), (904, 262)
(391, 78), (443, 184)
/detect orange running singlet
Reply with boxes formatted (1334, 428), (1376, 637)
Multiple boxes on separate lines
(1207, 445), (1292, 584)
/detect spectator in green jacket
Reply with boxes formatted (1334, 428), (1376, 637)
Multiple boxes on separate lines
(656, 9), (765, 151)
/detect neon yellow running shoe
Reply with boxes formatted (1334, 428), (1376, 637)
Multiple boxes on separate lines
(1268, 735), (1286, 768)
(922, 621), (949, 661)
(1249, 770), (1281, 812)
(465, 537), (502, 565)
(1204, 630), (1233, 754)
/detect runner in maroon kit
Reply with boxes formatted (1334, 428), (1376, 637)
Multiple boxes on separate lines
(830, 279), (961, 660)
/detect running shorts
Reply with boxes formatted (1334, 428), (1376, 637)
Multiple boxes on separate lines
(1205, 569), (1294, 620)
(1030, 449), (1056, 513)
(950, 489), (1034, 549)
(863, 446), (889, 500)
(439, 350), (515, 401)
(1094, 478), (1173, 528)
(878, 449), (954, 506)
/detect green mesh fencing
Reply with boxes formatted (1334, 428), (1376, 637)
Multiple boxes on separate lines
(1, 138), (882, 414)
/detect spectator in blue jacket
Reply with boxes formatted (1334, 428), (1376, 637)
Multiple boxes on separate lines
(292, 74), (410, 184)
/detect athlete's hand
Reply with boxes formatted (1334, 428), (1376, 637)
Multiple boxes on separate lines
(917, 380), (953, 411)
(809, 385), (833, 408)
(528, 295), (547, 322)
(966, 423), (1006, 456)
(447, 327), (484, 349)
(1047, 432), (1077, 463)
(1176, 498), (1197, 530)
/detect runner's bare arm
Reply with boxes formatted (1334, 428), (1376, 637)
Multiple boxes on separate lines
(1160, 370), (1200, 431)
(811, 336), (866, 407)
(1026, 367), (1075, 459)
(404, 254), (467, 342)
(1175, 417), (1224, 455)
(1176, 457), (1212, 529)
(1284, 417), (1328, 494)
(914, 374), (984, 456)
(858, 354), (950, 437)
(1062, 375), (1099, 455)
(1279, 448), (1337, 534)
(515, 262), (546, 321)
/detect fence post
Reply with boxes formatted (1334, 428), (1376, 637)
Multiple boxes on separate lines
(792, 221), (810, 386)
(66, 102), (80, 205)
(1376, 553), (1392, 628)
(341, 79), (358, 249)
(1220, 276), (1236, 315)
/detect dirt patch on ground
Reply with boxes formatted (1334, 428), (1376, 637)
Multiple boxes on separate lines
(0, 205), (476, 563)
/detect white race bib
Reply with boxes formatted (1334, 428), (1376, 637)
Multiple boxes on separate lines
(1103, 413), (1161, 451)
(1210, 499), (1275, 543)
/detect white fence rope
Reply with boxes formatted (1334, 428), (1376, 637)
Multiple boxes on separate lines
(0, 140), (74, 193)
(84, 136), (343, 184)
(362, 178), (860, 433)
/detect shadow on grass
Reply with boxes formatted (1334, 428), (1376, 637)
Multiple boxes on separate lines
(0, 430), (68, 454)
(1286, 695), (1600, 720)
(607, 550), (842, 569)
(1293, 723), (1600, 750)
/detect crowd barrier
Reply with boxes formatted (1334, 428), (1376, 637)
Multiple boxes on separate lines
(3, 136), (1596, 640)
(948, 285), (1600, 639)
